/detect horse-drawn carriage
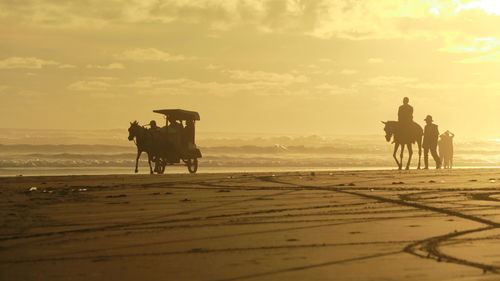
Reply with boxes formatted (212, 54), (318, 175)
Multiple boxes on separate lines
(128, 109), (202, 174)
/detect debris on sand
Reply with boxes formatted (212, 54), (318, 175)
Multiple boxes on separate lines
(428, 180), (436, 183)
(188, 248), (204, 253)
(106, 194), (127, 198)
(217, 189), (230, 193)
(310, 172), (316, 176)
(28, 186), (38, 192)
(180, 198), (191, 202)
(348, 183), (356, 186)
(392, 182), (405, 185)
(469, 179), (478, 182)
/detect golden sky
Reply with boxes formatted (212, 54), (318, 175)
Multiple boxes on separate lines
(1, 0), (499, 137)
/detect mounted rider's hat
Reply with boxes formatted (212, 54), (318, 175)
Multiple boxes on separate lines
(424, 115), (433, 122)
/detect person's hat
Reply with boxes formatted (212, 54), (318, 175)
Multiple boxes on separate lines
(424, 115), (433, 122)
(150, 120), (157, 125)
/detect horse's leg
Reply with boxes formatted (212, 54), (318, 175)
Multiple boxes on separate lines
(417, 138), (422, 169)
(393, 143), (401, 170)
(406, 144), (413, 170)
(399, 144), (405, 170)
(135, 150), (142, 173)
(145, 152), (153, 174)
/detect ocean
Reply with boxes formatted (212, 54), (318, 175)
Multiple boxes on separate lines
(1, 128), (499, 176)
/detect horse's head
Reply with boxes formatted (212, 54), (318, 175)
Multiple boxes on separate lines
(128, 121), (140, 141)
(381, 121), (393, 142)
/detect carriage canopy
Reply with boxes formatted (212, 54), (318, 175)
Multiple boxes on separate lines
(153, 109), (200, 121)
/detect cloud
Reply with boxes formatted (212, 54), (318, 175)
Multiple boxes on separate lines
(408, 81), (500, 90)
(225, 70), (309, 83)
(440, 37), (500, 53)
(86, 63), (125, 69)
(122, 76), (311, 97)
(115, 48), (192, 62)
(364, 76), (418, 87)
(0, 57), (58, 69)
(58, 64), (77, 69)
(315, 83), (356, 95)
(457, 51), (500, 63)
(340, 69), (358, 75)
(367, 58), (384, 64)
(2, 0), (498, 42)
(0, 56), (76, 69)
(67, 80), (111, 91)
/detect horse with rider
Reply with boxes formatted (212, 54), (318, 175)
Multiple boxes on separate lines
(382, 97), (442, 170)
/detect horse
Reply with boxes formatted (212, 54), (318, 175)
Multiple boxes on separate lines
(128, 121), (154, 174)
(382, 121), (423, 170)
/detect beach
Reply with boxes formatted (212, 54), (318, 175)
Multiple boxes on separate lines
(1, 168), (500, 281)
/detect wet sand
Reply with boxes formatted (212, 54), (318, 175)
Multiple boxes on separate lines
(1, 169), (500, 281)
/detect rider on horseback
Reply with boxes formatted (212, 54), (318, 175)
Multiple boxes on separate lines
(398, 97), (413, 123)
(397, 97), (414, 144)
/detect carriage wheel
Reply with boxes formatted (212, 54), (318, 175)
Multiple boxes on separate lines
(187, 158), (198, 174)
(155, 158), (165, 174)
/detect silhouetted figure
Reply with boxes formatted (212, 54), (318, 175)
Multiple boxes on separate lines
(423, 115), (441, 169)
(397, 97), (414, 145)
(398, 97), (413, 123)
(183, 120), (195, 150)
(166, 117), (184, 160)
(149, 120), (159, 130)
(167, 117), (183, 133)
(439, 131), (455, 169)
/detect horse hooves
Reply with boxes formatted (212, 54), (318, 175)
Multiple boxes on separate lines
(405, 167), (410, 170)
(135, 170), (138, 173)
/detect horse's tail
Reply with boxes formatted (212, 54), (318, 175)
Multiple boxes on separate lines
(413, 123), (423, 146)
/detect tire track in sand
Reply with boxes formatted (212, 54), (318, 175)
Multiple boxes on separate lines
(265, 177), (500, 275)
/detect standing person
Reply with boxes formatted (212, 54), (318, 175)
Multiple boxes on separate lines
(438, 135), (447, 168)
(439, 131), (455, 169)
(423, 115), (441, 169)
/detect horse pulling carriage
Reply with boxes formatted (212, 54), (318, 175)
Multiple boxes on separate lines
(128, 109), (202, 174)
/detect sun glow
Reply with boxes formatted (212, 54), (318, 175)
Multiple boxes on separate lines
(459, 0), (500, 15)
